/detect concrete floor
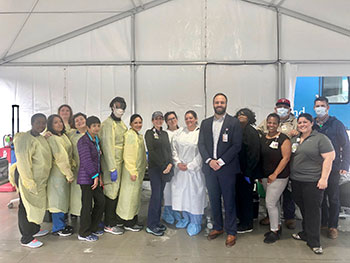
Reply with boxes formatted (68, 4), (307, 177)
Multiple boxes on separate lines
(1, 191), (350, 263)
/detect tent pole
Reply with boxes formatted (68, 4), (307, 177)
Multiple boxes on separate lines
(277, 9), (283, 98)
(240, 0), (350, 38)
(0, 0), (175, 65)
(130, 14), (136, 114)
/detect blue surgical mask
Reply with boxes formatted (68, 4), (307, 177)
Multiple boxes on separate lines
(276, 108), (289, 118)
(315, 106), (327, 118)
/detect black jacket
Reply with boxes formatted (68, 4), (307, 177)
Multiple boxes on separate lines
(145, 127), (173, 172)
(198, 114), (242, 176)
(239, 124), (261, 179)
(313, 116), (350, 172)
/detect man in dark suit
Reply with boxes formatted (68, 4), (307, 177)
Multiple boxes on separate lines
(198, 93), (242, 247)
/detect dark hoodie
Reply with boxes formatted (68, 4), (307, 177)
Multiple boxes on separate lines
(313, 116), (350, 172)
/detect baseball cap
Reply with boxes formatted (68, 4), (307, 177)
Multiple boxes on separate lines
(152, 111), (164, 120)
(276, 98), (291, 107)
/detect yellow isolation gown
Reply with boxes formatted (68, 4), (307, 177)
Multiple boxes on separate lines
(117, 129), (147, 220)
(67, 130), (84, 216)
(47, 133), (74, 213)
(13, 131), (52, 224)
(99, 116), (127, 200)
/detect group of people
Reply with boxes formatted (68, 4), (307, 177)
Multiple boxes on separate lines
(11, 92), (349, 255)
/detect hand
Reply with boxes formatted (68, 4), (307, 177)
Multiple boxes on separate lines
(91, 177), (99, 190)
(340, 170), (348, 175)
(44, 131), (53, 138)
(267, 173), (277, 184)
(289, 129), (299, 137)
(99, 176), (104, 187)
(67, 178), (74, 183)
(177, 163), (188, 171)
(317, 178), (328, 189)
(110, 170), (118, 182)
(163, 163), (173, 174)
(209, 160), (220, 171)
(130, 175), (137, 181)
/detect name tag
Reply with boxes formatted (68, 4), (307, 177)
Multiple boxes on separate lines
(269, 141), (279, 149)
(222, 133), (228, 143)
(292, 143), (298, 153)
(154, 133), (159, 139)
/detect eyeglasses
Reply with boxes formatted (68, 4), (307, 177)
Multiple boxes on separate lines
(167, 117), (177, 121)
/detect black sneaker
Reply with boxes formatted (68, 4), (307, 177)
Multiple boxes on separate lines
(237, 224), (253, 234)
(146, 227), (164, 236)
(52, 226), (73, 237)
(157, 223), (167, 232)
(264, 231), (280, 244)
(124, 224), (143, 232)
(265, 227), (282, 237)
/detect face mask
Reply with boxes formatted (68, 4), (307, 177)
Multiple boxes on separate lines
(113, 108), (124, 118)
(315, 106), (327, 118)
(276, 108), (289, 118)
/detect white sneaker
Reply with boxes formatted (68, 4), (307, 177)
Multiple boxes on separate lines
(104, 226), (125, 235)
(33, 229), (49, 237)
(21, 239), (43, 248)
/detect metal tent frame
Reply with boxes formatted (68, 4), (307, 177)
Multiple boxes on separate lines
(1, 0), (349, 114)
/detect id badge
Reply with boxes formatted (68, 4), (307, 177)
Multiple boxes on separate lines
(269, 141), (278, 149)
(292, 143), (298, 153)
(223, 133), (228, 143)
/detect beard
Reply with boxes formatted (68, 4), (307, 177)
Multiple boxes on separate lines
(214, 106), (226, 115)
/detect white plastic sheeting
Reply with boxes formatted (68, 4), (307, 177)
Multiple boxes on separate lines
(0, 66), (131, 137)
(281, 15), (350, 60)
(136, 66), (205, 133)
(14, 18), (131, 62)
(206, 65), (278, 122)
(136, 0), (205, 61)
(2, 0), (350, 139)
(206, 0), (277, 61)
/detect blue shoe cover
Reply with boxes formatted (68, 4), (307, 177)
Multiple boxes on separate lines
(173, 211), (182, 222)
(176, 218), (189, 229)
(162, 206), (175, 224)
(186, 223), (201, 236)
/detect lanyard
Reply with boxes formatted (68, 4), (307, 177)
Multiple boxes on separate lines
(87, 132), (100, 154)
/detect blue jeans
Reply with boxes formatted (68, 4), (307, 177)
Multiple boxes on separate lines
(147, 167), (166, 229)
(52, 212), (66, 232)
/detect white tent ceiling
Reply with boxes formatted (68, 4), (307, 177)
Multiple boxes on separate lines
(1, 0), (350, 136)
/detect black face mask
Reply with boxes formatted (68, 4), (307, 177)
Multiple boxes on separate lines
(110, 112), (121, 122)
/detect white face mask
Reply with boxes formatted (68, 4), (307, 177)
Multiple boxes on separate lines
(315, 106), (327, 118)
(276, 107), (289, 118)
(113, 108), (124, 118)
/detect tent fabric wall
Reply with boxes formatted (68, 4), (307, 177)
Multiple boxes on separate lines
(1, 0), (350, 138)
(13, 19), (131, 63)
(206, 64), (278, 123)
(0, 66), (131, 137)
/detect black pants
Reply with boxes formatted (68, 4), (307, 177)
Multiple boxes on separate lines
(79, 184), (105, 237)
(236, 173), (253, 227)
(147, 167), (166, 229)
(292, 180), (324, 248)
(104, 195), (118, 227)
(116, 214), (138, 227)
(18, 195), (40, 244)
(282, 181), (296, 220)
(321, 170), (340, 228)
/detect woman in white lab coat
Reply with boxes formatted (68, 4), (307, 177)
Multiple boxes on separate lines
(162, 111), (182, 225)
(171, 110), (207, 236)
